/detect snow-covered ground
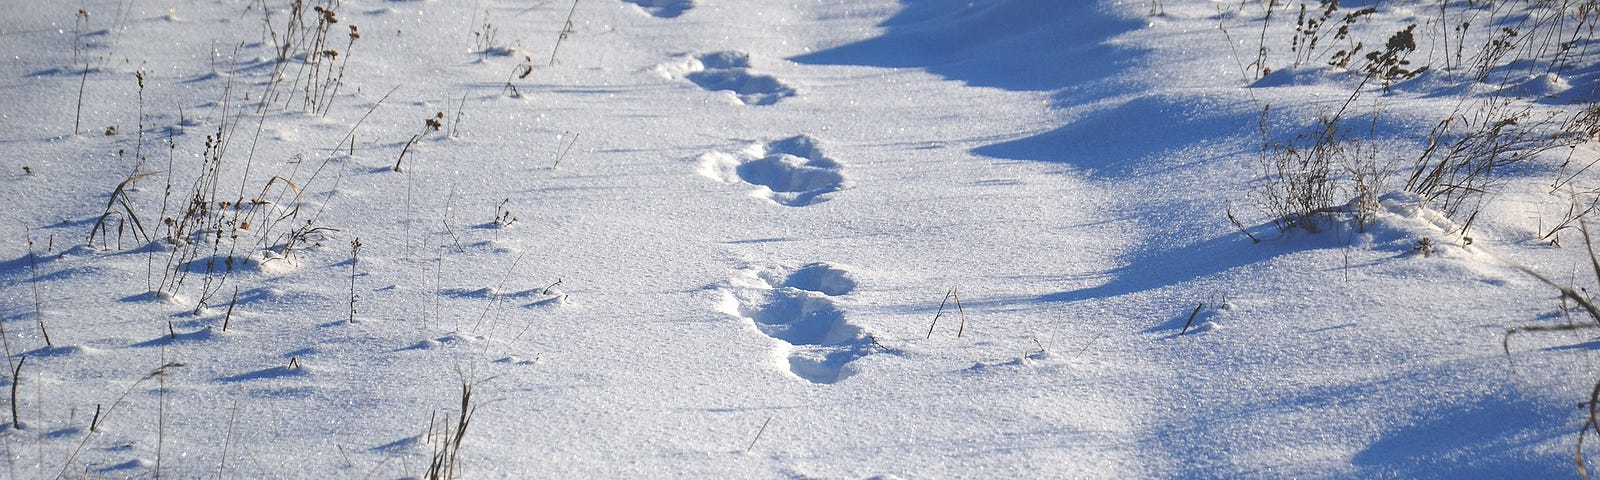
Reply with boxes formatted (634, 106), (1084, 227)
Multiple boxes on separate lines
(3, 0), (1600, 477)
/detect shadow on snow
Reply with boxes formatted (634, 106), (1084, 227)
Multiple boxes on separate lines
(791, 0), (1145, 95)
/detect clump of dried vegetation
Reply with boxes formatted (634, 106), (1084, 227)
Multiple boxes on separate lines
(1232, 0), (1600, 237)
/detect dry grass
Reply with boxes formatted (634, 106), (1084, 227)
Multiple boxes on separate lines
(425, 378), (479, 480)
(89, 172), (156, 250)
(926, 287), (968, 339)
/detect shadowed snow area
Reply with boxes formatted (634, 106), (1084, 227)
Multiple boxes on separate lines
(793, 0), (1145, 93)
(973, 94), (1259, 176)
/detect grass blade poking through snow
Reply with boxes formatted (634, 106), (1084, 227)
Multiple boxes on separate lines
(553, 132), (579, 169)
(1180, 303), (1205, 335)
(427, 376), (479, 480)
(927, 287), (967, 339)
(26, 232), (50, 348)
(8, 356), (22, 430)
(548, 0), (580, 67)
(89, 172), (156, 250)
(349, 237), (361, 323)
(746, 416), (773, 454)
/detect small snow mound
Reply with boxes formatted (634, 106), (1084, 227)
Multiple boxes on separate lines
(99, 459), (155, 473)
(965, 358), (1026, 373)
(1288, 193), (1509, 283)
(406, 333), (486, 350)
(494, 355), (539, 365)
(62, 244), (97, 257)
(26, 345), (94, 357)
(713, 289), (743, 317)
(442, 286), (502, 299)
(965, 350), (1070, 374)
(122, 290), (188, 305)
(526, 292), (569, 308)
(1500, 73), (1570, 98)
(1371, 193), (1473, 255)
(157, 290), (186, 305)
(133, 326), (223, 347)
(480, 45), (517, 57)
(1250, 66), (1360, 88)
(372, 435), (424, 453)
(218, 363), (309, 383)
(468, 239), (518, 253)
(623, 0), (695, 19)
(185, 252), (295, 275)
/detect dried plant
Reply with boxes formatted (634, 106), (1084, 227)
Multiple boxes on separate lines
(396, 112), (445, 172)
(1406, 97), (1571, 219)
(89, 172), (156, 250)
(504, 54), (536, 98)
(1290, 2), (1376, 69)
(548, 0), (581, 67)
(425, 377), (480, 480)
(1361, 24), (1427, 85)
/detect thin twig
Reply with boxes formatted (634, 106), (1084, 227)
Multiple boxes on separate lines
(548, 0), (580, 67)
(1180, 303), (1205, 335)
(553, 132), (579, 169)
(9, 356), (23, 430)
(953, 288), (968, 338)
(746, 416), (773, 453)
(927, 287), (954, 339)
(1227, 207), (1261, 243)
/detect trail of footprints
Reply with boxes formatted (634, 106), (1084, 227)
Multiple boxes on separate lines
(641, 14), (864, 382)
(722, 263), (873, 384)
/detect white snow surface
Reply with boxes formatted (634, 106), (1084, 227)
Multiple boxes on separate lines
(0, 0), (1598, 478)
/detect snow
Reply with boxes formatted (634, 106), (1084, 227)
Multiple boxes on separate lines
(3, 0), (1600, 477)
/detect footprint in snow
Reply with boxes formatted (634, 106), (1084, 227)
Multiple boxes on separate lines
(720, 263), (872, 384)
(621, 0), (694, 18)
(658, 51), (795, 106)
(698, 135), (847, 207)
